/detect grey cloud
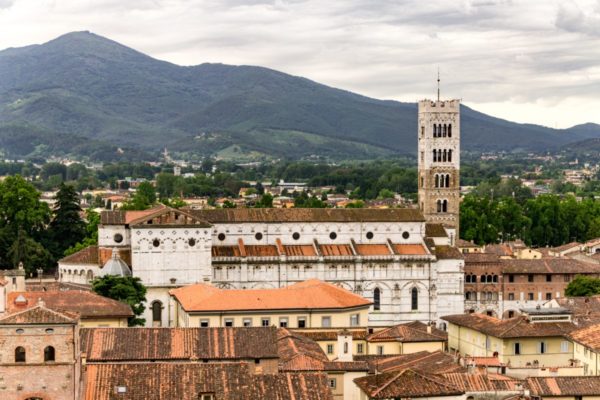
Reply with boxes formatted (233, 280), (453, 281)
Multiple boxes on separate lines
(0, 0), (14, 9)
(556, 1), (600, 36)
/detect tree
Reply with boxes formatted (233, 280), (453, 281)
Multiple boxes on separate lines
(64, 210), (100, 256)
(255, 193), (273, 208)
(120, 182), (157, 211)
(565, 275), (600, 297)
(0, 175), (51, 236)
(8, 229), (53, 275)
(136, 181), (157, 204)
(92, 275), (147, 326)
(47, 183), (86, 257)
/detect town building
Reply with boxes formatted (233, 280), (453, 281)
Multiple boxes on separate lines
(58, 206), (464, 329)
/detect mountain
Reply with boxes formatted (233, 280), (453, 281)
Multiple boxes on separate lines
(1, 31), (599, 161)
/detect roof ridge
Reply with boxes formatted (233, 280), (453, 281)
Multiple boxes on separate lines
(0, 303), (76, 323)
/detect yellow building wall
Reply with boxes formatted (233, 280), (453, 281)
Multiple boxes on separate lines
(79, 317), (128, 328)
(573, 342), (600, 376)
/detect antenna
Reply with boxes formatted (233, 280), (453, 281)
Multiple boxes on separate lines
(437, 68), (440, 101)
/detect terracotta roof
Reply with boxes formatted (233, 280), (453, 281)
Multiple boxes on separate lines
(500, 258), (600, 274)
(354, 244), (392, 256)
(392, 243), (429, 255)
(188, 208), (425, 223)
(170, 280), (372, 312)
(557, 296), (600, 326)
(277, 328), (329, 371)
(80, 327), (279, 361)
(465, 356), (503, 367)
(566, 323), (600, 351)
(319, 244), (354, 256)
(354, 368), (463, 399)
(441, 313), (576, 338)
(435, 245), (464, 260)
(211, 245), (241, 257)
(292, 329), (368, 341)
(359, 351), (465, 375)
(551, 242), (582, 253)
(367, 321), (447, 343)
(245, 244), (279, 257)
(527, 376), (600, 396)
(283, 244), (317, 257)
(485, 244), (513, 257)
(425, 223), (448, 238)
(101, 205), (211, 227)
(59, 245), (100, 265)
(442, 373), (522, 392)
(464, 253), (500, 263)
(7, 291), (133, 319)
(84, 362), (333, 400)
(456, 239), (480, 248)
(0, 304), (76, 325)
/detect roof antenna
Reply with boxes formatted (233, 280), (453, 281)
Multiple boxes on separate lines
(437, 68), (440, 102)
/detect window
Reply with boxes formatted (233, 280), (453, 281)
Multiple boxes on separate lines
(188, 238), (196, 247)
(539, 342), (547, 354)
(152, 239), (160, 247)
(113, 233), (123, 243)
(402, 231), (410, 239)
(564, 274), (572, 283)
(508, 274), (514, 283)
(327, 344), (334, 354)
(224, 319), (234, 327)
(255, 232), (263, 241)
(344, 342), (349, 354)
(486, 337), (491, 350)
(377, 346), (384, 355)
(411, 287), (418, 310)
(357, 343), (364, 354)
(243, 318), (252, 327)
(217, 233), (226, 241)
(279, 317), (288, 328)
(528, 274), (534, 282)
(366, 231), (374, 240)
(151, 301), (162, 327)
(546, 293), (552, 300)
(350, 314), (360, 327)
(528, 293), (534, 301)
(421, 126), (424, 137)
(329, 232), (337, 240)
(508, 311), (515, 318)
(297, 317), (306, 328)
(200, 320), (209, 328)
(508, 293), (515, 301)
(321, 316), (331, 328)
(514, 342), (521, 355)
(328, 378), (337, 389)
(261, 318), (271, 327)
(44, 346), (55, 362)
(200, 394), (215, 400)
(561, 341), (569, 353)
(45, 328), (54, 334)
(292, 232), (300, 240)
(15, 346), (26, 363)
(373, 288), (381, 311)
(546, 274), (552, 282)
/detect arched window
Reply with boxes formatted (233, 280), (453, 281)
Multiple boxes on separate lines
(493, 274), (498, 283)
(445, 174), (450, 188)
(86, 270), (94, 282)
(44, 346), (55, 362)
(472, 275), (477, 283)
(152, 301), (163, 327)
(481, 275), (486, 283)
(434, 174), (439, 188)
(344, 342), (349, 354)
(448, 150), (453, 162)
(465, 274), (471, 283)
(442, 200), (448, 213)
(373, 288), (381, 311)
(448, 124), (452, 137)
(15, 346), (26, 363)
(433, 124), (437, 137)
(443, 149), (447, 162)
(411, 287), (418, 310)
(432, 149), (437, 162)
(437, 200), (442, 213)
(443, 124), (447, 137)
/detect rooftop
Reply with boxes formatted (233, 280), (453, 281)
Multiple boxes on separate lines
(170, 279), (372, 312)
(567, 323), (600, 352)
(367, 321), (447, 343)
(80, 327), (279, 361)
(500, 258), (600, 274)
(527, 376), (600, 397)
(425, 223), (448, 238)
(0, 303), (77, 325)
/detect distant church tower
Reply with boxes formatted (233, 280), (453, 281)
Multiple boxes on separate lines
(417, 75), (460, 243)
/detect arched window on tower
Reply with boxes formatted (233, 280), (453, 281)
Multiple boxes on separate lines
(411, 287), (418, 310)
(442, 200), (448, 213)
(443, 124), (447, 137)
(151, 301), (163, 327)
(437, 200), (442, 213)
(445, 174), (450, 188)
(44, 346), (55, 362)
(434, 174), (439, 188)
(433, 124), (437, 137)
(448, 150), (453, 162)
(448, 124), (452, 137)
(443, 149), (447, 162)
(433, 149), (437, 162)
(373, 288), (381, 311)
(15, 346), (26, 363)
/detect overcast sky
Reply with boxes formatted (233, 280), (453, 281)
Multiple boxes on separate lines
(1, 0), (599, 128)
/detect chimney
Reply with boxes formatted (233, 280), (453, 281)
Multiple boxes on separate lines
(427, 323), (432, 334)
(337, 330), (353, 362)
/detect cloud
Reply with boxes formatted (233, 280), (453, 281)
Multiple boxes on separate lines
(0, 0), (14, 9)
(0, 0), (598, 127)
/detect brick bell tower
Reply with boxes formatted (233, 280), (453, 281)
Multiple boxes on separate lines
(417, 74), (460, 243)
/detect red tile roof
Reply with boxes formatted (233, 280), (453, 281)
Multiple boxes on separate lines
(211, 245), (241, 257)
(7, 291), (133, 319)
(319, 244), (354, 256)
(80, 327), (279, 361)
(84, 362), (333, 400)
(59, 245), (100, 265)
(392, 243), (429, 255)
(354, 368), (463, 399)
(442, 373), (522, 392)
(442, 313), (576, 338)
(425, 223), (448, 238)
(367, 321), (447, 343)
(283, 244), (317, 257)
(0, 304), (77, 325)
(527, 376), (600, 396)
(359, 351), (465, 374)
(566, 323), (600, 351)
(499, 258), (600, 274)
(464, 253), (500, 263)
(170, 279), (372, 312)
(435, 245), (464, 259)
(245, 244), (279, 257)
(355, 244), (392, 256)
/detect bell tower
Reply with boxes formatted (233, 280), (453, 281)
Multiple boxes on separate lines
(417, 77), (460, 242)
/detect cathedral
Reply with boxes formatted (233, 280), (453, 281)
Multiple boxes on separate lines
(58, 94), (464, 329)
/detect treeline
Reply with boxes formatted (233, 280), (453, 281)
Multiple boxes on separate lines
(461, 193), (600, 247)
